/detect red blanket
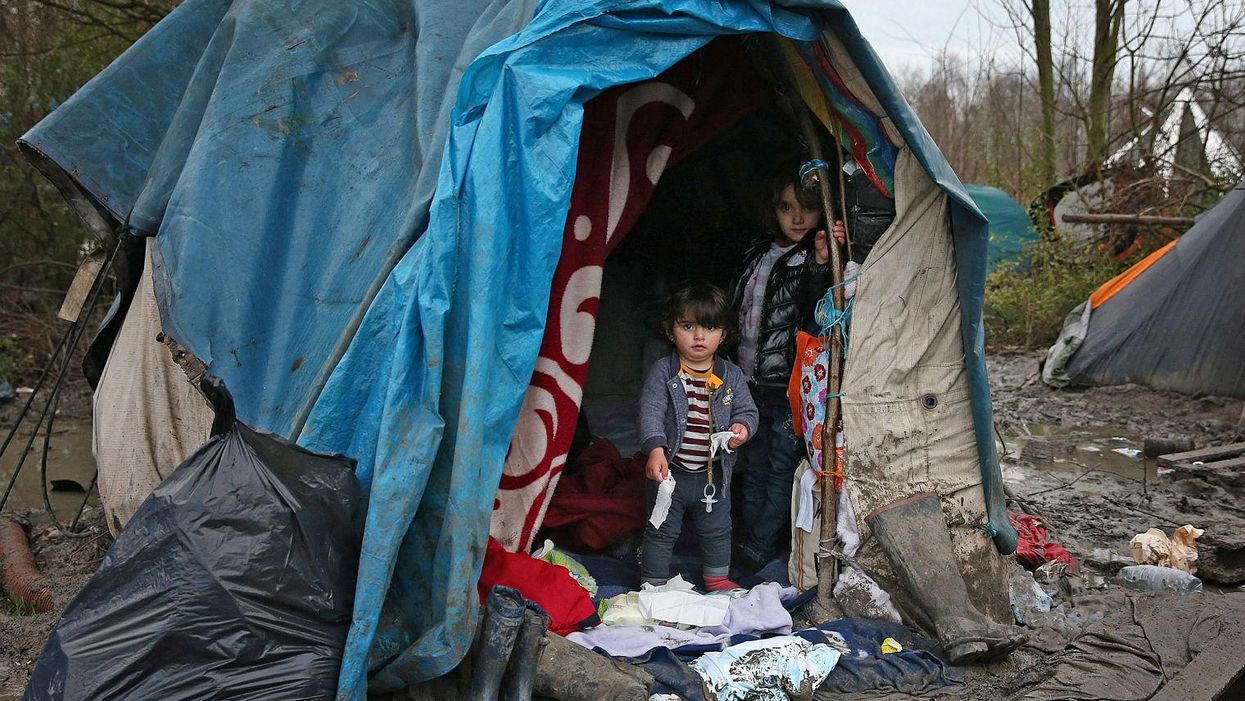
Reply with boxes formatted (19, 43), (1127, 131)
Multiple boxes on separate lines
(540, 439), (646, 552)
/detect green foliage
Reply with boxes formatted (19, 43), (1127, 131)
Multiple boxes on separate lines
(0, 337), (30, 381)
(984, 229), (1122, 348)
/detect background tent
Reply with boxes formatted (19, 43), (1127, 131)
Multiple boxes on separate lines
(964, 183), (1038, 272)
(21, 0), (1018, 697)
(1043, 181), (1245, 397)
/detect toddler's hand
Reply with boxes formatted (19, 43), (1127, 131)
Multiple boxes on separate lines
(832, 220), (846, 245)
(727, 423), (749, 449)
(646, 448), (669, 482)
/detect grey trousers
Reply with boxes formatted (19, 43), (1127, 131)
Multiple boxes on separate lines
(641, 466), (732, 584)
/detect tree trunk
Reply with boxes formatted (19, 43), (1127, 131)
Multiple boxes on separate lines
(1031, 0), (1057, 186)
(1088, 0), (1128, 167)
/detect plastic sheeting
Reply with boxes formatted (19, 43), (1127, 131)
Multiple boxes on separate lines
(21, 0), (1016, 696)
(24, 421), (360, 701)
(964, 184), (1039, 272)
(1056, 181), (1245, 398)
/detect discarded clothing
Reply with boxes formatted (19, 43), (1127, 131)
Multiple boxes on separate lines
(639, 575), (732, 627)
(569, 582), (794, 656)
(532, 539), (599, 597)
(477, 537), (597, 636)
(541, 439), (647, 552)
(692, 636), (841, 701)
(1010, 511), (1078, 573)
(809, 618), (964, 698)
(1129, 524), (1204, 574)
(1020, 592), (1245, 700)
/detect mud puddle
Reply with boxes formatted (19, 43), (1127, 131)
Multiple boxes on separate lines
(1000, 422), (1157, 484)
(0, 419), (97, 515)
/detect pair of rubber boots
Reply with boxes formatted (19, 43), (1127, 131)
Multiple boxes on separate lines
(465, 586), (550, 701)
(865, 492), (1026, 665)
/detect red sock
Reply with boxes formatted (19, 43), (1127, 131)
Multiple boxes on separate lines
(703, 575), (741, 592)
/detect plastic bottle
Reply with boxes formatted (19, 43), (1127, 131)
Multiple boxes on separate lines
(1116, 564), (1202, 594)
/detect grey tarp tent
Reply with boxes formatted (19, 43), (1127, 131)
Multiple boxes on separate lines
(1044, 181), (1245, 397)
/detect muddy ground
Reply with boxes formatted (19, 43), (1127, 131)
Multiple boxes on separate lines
(1, 348), (1242, 699)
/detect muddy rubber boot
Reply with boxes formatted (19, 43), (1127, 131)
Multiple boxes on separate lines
(865, 493), (1026, 665)
(466, 586), (526, 701)
(500, 605), (550, 701)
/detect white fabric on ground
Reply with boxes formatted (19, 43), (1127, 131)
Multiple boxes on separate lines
(569, 582), (794, 656)
(691, 636), (841, 701)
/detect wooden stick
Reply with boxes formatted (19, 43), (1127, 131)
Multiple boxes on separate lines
(797, 112), (848, 617)
(1061, 213), (1194, 226)
(757, 34), (848, 617)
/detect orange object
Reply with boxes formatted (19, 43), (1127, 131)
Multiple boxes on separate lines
(0, 516), (53, 612)
(1090, 239), (1177, 309)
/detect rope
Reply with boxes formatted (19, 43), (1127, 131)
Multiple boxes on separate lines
(814, 274), (858, 358)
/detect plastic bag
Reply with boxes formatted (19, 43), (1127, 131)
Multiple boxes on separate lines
(1129, 524), (1204, 574)
(24, 414), (361, 701)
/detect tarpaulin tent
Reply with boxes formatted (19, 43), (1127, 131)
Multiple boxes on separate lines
(20, 0), (1019, 697)
(964, 184), (1038, 272)
(1043, 181), (1245, 397)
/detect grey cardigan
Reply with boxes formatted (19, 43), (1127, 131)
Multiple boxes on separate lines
(638, 353), (760, 484)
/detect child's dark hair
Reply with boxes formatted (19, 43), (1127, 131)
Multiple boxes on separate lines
(661, 282), (736, 342)
(766, 162), (821, 234)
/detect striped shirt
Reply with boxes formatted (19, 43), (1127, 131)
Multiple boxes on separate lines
(671, 364), (721, 472)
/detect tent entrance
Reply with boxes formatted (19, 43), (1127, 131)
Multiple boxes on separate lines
(491, 35), (843, 552)
(580, 104), (809, 455)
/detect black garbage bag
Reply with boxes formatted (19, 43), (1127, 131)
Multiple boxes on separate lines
(24, 413), (361, 701)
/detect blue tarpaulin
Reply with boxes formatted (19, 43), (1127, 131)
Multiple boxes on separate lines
(20, 0), (1016, 697)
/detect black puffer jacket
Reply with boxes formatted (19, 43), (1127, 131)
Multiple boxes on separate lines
(730, 239), (831, 388)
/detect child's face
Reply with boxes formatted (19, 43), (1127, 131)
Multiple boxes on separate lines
(670, 318), (724, 367)
(775, 184), (823, 245)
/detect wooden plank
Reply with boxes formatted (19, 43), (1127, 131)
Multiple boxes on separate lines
(1157, 442), (1245, 468)
(1170, 455), (1245, 470)
(57, 251), (105, 323)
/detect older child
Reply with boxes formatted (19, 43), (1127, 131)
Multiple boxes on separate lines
(638, 282), (759, 591)
(732, 168), (843, 570)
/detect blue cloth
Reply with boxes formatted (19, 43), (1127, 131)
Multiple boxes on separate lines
(803, 619), (964, 696)
(20, 0), (1017, 697)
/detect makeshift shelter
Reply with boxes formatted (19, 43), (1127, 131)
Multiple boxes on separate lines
(964, 184), (1038, 272)
(20, 0), (1019, 696)
(1043, 181), (1245, 397)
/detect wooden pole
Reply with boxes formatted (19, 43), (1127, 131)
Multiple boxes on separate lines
(796, 111), (847, 618)
(761, 38), (847, 617)
(1061, 213), (1194, 226)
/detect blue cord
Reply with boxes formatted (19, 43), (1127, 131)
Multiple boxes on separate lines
(814, 274), (858, 358)
(799, 159), (830, 190)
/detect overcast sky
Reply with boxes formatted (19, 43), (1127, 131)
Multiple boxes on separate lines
(842, 0), (1020, 72)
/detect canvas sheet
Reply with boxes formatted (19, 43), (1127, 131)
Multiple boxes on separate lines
(92, 238), (214, 535)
